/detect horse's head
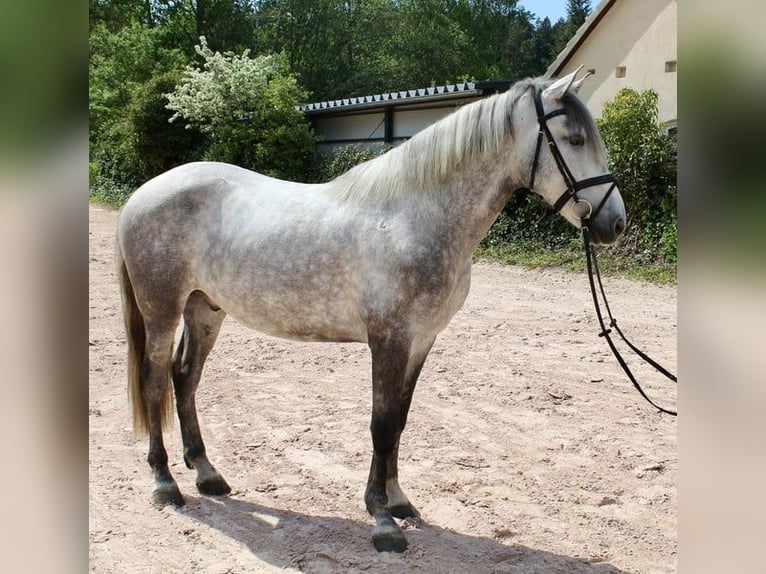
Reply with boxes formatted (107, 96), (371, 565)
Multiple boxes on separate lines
(522, 69), (626, 245)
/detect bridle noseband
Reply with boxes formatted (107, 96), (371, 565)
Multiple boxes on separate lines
(527, 90), (618, 227)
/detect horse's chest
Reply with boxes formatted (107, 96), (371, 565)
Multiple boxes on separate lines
(364, 253), (471, 334)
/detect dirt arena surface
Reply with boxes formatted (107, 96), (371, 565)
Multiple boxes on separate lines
(89, 204), (676, 573)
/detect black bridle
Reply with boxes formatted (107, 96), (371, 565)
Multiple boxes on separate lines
(528, 90), (619, 221)
(527, 89), (677, 417)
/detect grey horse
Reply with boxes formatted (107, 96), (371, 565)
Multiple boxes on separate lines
(116, 70), (625, 552)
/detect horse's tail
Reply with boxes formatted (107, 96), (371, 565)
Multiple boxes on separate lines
(116, 238), (173, 437)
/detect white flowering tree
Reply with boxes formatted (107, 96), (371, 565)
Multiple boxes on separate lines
(166, 37), (318, 181)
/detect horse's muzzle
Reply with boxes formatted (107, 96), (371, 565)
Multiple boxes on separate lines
(587, 214), (625, 245)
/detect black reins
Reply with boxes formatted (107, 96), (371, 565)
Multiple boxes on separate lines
(527, 89), (677, 417)
(582, 228), (677, 416)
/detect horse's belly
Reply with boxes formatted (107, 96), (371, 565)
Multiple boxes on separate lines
(237, 313), (368, 344)
(210, 288), (369, 344)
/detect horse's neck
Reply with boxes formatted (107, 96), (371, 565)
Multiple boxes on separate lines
(436, 156), (522, 256)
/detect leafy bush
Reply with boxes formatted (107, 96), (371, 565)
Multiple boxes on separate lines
(316, 145), (378, 182)
(89, 172), (133, 208)
(597, 88), (677, 260)
(127, 70), (208, 181)
(659, 215), (677, 266)
(89, 21), (198, 192)
(483, 191), (576, 249)
(165, 37), (318, 182)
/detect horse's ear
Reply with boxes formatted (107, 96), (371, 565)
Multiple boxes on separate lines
(542, 65), (585, 101)
(570, 69), (593, 94)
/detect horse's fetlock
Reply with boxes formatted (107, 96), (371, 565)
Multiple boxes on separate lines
(183, 443), (206, 464)
(147, 450), (168, 470)
(365, 488), (388, 514)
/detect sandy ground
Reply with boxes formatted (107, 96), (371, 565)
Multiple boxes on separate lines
(89, 204), (677, 573)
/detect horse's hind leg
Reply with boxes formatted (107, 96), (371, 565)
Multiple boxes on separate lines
(172, 291), (230, 497)
(143, 322), (185, 506)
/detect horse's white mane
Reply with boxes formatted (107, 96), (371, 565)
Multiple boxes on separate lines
(330, 78), (546, 202)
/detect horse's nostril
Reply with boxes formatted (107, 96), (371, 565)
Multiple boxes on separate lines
(614, 217), (626, 236)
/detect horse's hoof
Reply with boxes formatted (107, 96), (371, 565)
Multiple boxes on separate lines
(372, 524), (408, 553)
(197, 476), (231, 496)
(152, 484), (185, 507)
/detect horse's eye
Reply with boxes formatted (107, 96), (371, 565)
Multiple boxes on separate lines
(568, 134), (585, 147)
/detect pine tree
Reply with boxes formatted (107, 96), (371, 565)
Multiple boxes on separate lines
(566, 0), (591, 29)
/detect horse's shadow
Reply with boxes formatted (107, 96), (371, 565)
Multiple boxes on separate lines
(179, 494), (628, 573)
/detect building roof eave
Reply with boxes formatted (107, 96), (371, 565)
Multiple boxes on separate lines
(545, 0), (619, 78)
(300, 80), (514, 117)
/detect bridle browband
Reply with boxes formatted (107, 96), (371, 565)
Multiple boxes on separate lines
(525, 88), (678, 417)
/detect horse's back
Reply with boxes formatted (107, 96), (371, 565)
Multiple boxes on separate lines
(117, 162), (275, 302)
(120, 161), (305, 219)
(118, 161), (317, 251)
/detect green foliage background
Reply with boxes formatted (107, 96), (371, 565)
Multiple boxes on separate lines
(317, 145), (378, 182)
(597, 89), (677, 267)
(90, 0), (587, 195)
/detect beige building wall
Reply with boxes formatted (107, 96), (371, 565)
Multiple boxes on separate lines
(554, 0), (677, 124)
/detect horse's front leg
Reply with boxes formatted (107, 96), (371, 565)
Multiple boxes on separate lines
(381, 443), (419, 525)
(386, 341), (432, 521)
(365, 332), (432, 552)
